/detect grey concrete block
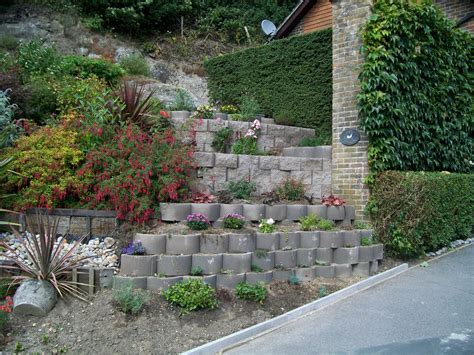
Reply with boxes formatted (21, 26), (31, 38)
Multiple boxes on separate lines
(344, 231), (361, 247)
(192, 254), (223, 275)
(315, 248), (333, 264)
(370, 260), (379, 275)
(113, 276), (147, 290)
(319, 231), (344, 249)
(160, 203), (191, 221)
(353, 262), (370, 276)
(344, 205), (356, 220)
(166, 233), (200, 255)
(360, 229), (374, 240)
(228, 233), (255, 253)
(275, 250), (297, 269)
(215, 153), (238, 168)
(279, 232), (300, 250)
(209, 117), (228, 130)
(134, 233), (166, 255)
(191, 203), (221, 221)
(334, 247), (359, 264)
(286, 205), (308, 221)
(279, 157), (301, 171)
(306, 205), (327, 219)
(259, 156), (280, 170)
(290, 170), (312, 185)
(171, 111), (191, 119)
(373, 244), (384, 260)
(120, 254), (156, 276)
(256, 232), (280, 251)
(243, 204), (266, 221)
(220, 204), (243, 218)
(146, 276), (182, 291)
(213, 113), (228, 121)
(182, 275), (217, 288)
(252, 251), (275, 271)
(313, 265), (335, 278)
(282, 146), (331, 159)
(216, 273), (245, 289)
(295, 267), (315, 282)
(335, 264), (352, 278)
(238, 155), (260, 169)
(327, 206), (345, 221)
(300, 158), (323, 171)
(200, 233), (229, 254)
(245, 271), (273, 285)
(223, 252), (252, 273)
(265, 205), (287, 221)
(297, 248), (316, 267)
(272, 269), (294, 281)
(300, 231), (320, 248)
(359, 246), (374, 262)
(193, 152), (215, 168)
(157, 255), (191, 276)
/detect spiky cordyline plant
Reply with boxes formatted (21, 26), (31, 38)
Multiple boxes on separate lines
(0, 213), (90, 300)
(118, 80), (159, 130)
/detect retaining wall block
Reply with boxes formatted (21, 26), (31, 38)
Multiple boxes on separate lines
(157, 255), (191, 276)
(200, 233), (229, 254)
(327, 206), (345, 221)
(353, 262), (370, 276)
(344, 206), (356, 220)
(228, 233), (255, 253)
(319, 231), (344, 249)
(171, 111), (191, 119)
(300, 231), (320, 248)
(306, 205), (327, 219)
(286, 205), (308, 221)
(243, 204), (266, 221)
(373, 244), (384, 260)
(166, 233), (200, 255)
(279, 232), (300, 250)
(297, 248), (316, 267)
(219, 204), (243, 218)
(113, 276), (147, 290)
(251, 251), (275, 271)
(192, 254), (223, 275)
(295, 267), (315, 282)
(223, 252), (252, 274)
(335, 264), (352, 278)
(245, 271), (273, 285)
(370, 260), (379, 274)
(360, 229), (373, 241)
(146, 276), (182, 291)
(279, 157), (301, 171)
(193, 152), (215, 168)
(160, 203), (191, 221)
(313, 265), (335, 278)
(191, 203), (221, 222)
(120, 255), (156, 277)
(315, 248), (333, 264)
(182, 275), (217, 288)
(259, 156), (280, 170)
(334, 247), (359, 265)
(274, 250), (297, 269)
(134, 233), (166, 255)
(216, 273), (245, 289)
(265, 205), (287, 221)
(343, 231), (361, 247)
(359, 246), (374, 262)
(215, 153), (238, 168)
(256, 232), (280, 251)
(272, 269), (294, 281)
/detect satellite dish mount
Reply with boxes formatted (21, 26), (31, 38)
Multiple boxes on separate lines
(261, 20), (277, 37)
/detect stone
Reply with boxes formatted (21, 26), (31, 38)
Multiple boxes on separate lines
(245, 271), (273, 285)
(256, 233), (280, 251)
(300, 159), (323, 171)
(315, 248), (333, 264)
(13, 280), (57, 317)
(297, 248), (316, 267)
(300, 231), (320, 248)
(251, 251), (275, 271)
(219, 204), (243, 218)
(344, 206), (356, 220)
(200, 233), (229, 253)
(294, 267), (315, 282)
(104, 237), (116, 249)
(147, 276), (182, 291)
(319, 231), (344, 249)
(192, 254), (223, 275)
(157, 255), (191, 276)
(274, 250), (297, 269)
(279, 157), (301, 171)
(265, 205), (287, 221)
(165, 234), (200, 255)
(228, 233), (255, 253)
(327, 206), (345, 221)
(313, 265), (335, 278)
(242, 205), (265, 221)
(259, 156), (280, 170)
(343, 231), (361, 247)
(216, 273), (245, 289)
(191, 203), (221, 221)
(306, 205), (327, 219)
(373, 244), (384, 260)
(160, 203), (191, 222)
(333, 247), (359, 264)
(358, 246), (374, 262)
(134, 233), (166, 255)
(353, 262), (370, 277)
(286, 205), (308, 221)
(171, 111), (191, 119)
(270, 169), (290, 183)
(290, 170), (312, 185)
(113, 276), (147, 290)
(370, 260), (379, 274)
(272, 269), (294, 281)
(193, 152), (215, 168)
(222, 253), (252, 274)
(279, 232), (300, 250)
(120, 255), (156, 277)
(215, 153), (238, 168)
(238, 155), (260, 169)
(335, 264), (352, 278)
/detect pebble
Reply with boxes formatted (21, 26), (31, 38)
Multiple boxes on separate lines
(426, 238), (473, 258)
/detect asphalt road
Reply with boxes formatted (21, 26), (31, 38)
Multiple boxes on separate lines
(226, 245), (474, 355)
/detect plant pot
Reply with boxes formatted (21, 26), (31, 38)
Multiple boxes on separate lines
(213, 112), (228, 120)
(13, 280), (57, 316)
(171, 111), (191, 119)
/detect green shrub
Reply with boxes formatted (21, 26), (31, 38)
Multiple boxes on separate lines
(60, 55), (124, 84)
(235, 282), (267, 304)
(368, 171), (474, 259)
(222, 214), (245, 229)
(162, 279), (218, 314)
(119, 54), (150, 77)
(258, 219), (276, 234)
(17, 41), (62, 78)
(190, 266), (203, 276)
(211, 126), (233, 153)
(239, 96), (260, 120)
(299, 214), (319, 231)
(23, 78), (57, 125)
(228, 179), (256, 199)
(361, 237), (372, 246)
(113, 281), (148, 314)
(298, 136), (327, 147)
(316, 219), (334, 231)
(359, 1), (473, 175)
(168, 89), (195, 112)
(0, 90), (17, 146)
(0, 34), (18, 50)
(205, 30), (332, 143)
(276, 178), (305, 201)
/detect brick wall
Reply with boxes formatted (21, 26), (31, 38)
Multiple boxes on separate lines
(331, 0), (372, 220)
(433, 0), (474, 32)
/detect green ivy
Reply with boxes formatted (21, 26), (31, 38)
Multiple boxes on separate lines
(358, 0), (473, 174)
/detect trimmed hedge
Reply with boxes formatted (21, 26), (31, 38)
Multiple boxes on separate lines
(368, 171), (474, 259)
(205, 29), (332, 143)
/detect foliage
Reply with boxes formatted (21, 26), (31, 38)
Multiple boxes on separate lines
(216, 189), (233, 204)
(298, 136), (327, 147)
(361, 237), (372, 246)
(119, 54), (150, 77)
(186, 213), (211, 230)
(191, 192), (215, 203)
(17, 41), (62, 79)
(113, 281), (148, 314)
(220, 104), (238, 114)
(122, 241), (146, 255)
(0, 90), (17, 146)
(258, 218), (275, 234)
(0, 296), (12, 332)
(239, 96), (260, 120)
(316, 219), (334, 231)
(250, 264), (262, 272)
(223, 213), (245, 229)
(205, 30), (332, 143)
(192, 104), (214, 120)
(190, 266), (203, 276)
(22, 78), (57, 125)
(60, 55), (125, 85)
(358, 0), (473, 175)
(162, 279), (218, 315)
(0, 35), (18, 51)
(231, 119), (261, 155)
(168, 89), (195, 112)
(367, 171), (473, 259)
(276, 178), (305, 201)
(235, 282), (266, 304)
(288, 275), (300, 285)
(299, 214), (319, 231)
(354, 220), (370, 230)
(211, 126), (233, 153)
(228, 178), (256, 199)
(321, 195), (345, 206)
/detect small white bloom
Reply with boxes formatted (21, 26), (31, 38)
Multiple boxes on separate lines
(267, 218), (275, 225)
(259, 223), (263, 228)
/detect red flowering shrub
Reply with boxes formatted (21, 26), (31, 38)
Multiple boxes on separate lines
(321, 194), (346, 206)
(78, 124), (195, 223)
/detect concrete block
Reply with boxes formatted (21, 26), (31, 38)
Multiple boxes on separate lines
(251, 251), (275, 271)
(171, 111), (191, 119)
(193, 152), (215, 168)
(360, 229), (373, 240)
(344, 205), (356, 220)
(238, 155), (260, 169)
(359, 246), (374, 262)
(274, 250), (297, 269)
(166, 233), (200, 255)
(160, 203), (191, 222)
(242, 204), (265, 221)
(300, 158), (323, 171)
(286, 205), (308, 221)
(319, 231), (344, 249)
(195, 119), (209, 132)
(327, 206), (345, 221)
(256, 232), (280, 251)
(223, 252), (252, 273)
(306, 205), (327, 219)
(315, 248), (333, 264)
(295, 267), (315, 282)
(290, 170), (312, 185)
(279, 232), (300, 250)
(370, 260), (379, 275)
(191, 203), (221, 221)
(220, 204), (243, 218)
(215, 153), (238, 168)
(245, 271), (273, 285)
(270, 169), (290, 183)
(279, 157), (301, 171)
(157, 255), (191, 276)
(334, 247), (359, 264)
(272, 269), (294, 281)
(373, 244), (384, 260)
(182, 275), (217, 288)
(113, 276), (147, 290)
(228, 121), (249, 132)
(300, 231), (320, 248)
(134, 233), (166, 255)
(265, 205), (287, 221)
(216, 273), (245, 289)
(353, 262), (370, 276)
(335, 264), (352, 279)
(200, 233), (229, 254)
(344, 231), (361, 247)
(192, 254), (223, 275)
(209, 118), (228, 131)
(259, 156), (280, 170)
(267, 124), (285, 137)
(146, 276), (182, 291)
(120, 255), (156, 276)
(297, 248), (316, 267)
(228, 233), (255, 253)
(313, 265), (335, 278)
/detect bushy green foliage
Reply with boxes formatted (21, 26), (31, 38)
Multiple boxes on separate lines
(0, 34), (18, 51)
(23, 78), (57, 125)
(360, 237), (372, 246)
(368, 171), (474, 259)
(228, 179), (256, 199)
(235, 282), (267, 304)
(162, 279), (218, 314)
(359, 0), (473, 175)
(168, 89), (195, 112)
(299, 214), (319, 231)
(316, 219), (334, 231)
(190, 267), (203, 276)
(298, 136), (327, 147)
(0, 90), (17, 146)
(119, 54), (150, 77)
(211, 126), (233, 153)
(239, 96), (261, 121)
(222, 214), (245, 229)
(205, 30), (332, 143)
(276, 178), (305, 201)
(258, 219), (276, 234)
(17, 41), (62, 78)
(113, 282), (148, 314)
(60, 55), (124, 84)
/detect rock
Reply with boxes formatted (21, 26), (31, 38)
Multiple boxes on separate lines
(13, 280), (58, 316)
(104, 237), (115, 249)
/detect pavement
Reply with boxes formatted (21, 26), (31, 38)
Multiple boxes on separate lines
(226, 244), (474, 355)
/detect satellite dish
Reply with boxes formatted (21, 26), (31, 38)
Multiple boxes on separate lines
(261, 20), (277, 36)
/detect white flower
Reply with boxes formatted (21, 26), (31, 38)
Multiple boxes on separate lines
(245, 129), (256, 138)
(216, 117), (222, 124)
(259, 223), (263, 228)
(251, 119), (261, 130)
(267, 218), (275, 225)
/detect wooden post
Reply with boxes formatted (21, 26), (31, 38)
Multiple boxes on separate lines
(88, 268), (94, 296)
(72, 268), (78, 284)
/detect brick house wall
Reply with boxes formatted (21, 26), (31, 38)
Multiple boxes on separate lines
(303, 0), (333, 33)
(433, 0), (474, 32)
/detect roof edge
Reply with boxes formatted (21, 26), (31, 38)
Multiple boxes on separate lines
(274, 0), (317, 39)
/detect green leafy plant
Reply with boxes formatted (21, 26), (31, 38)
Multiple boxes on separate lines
(211, 126), (233, 153)
(14, 342), (24, 353)
(60, 55), (124, 84)
(360, 237), (372, 247)
(0, 34), (18, 51)
(231, 119), (262, 155)
(169, 89), (195, 112)
(276, 178), (305, 201)
(192, 104), (214, 120)
(299, 214), (319, 231)
(288, 275), (300, 285)
(319, 286), (327, 297)
(186, 213), (211, 231)
(354, 221), (370, 230)
(228, 178), (256, 199)
(222, 213), (245, 229)
(162, 279), (218, 314)
(0, 89), (17, 147)
(17, 40), (62, 78)
(315, 260), (329, 266)
(298, 136), (327, 147)
(220, 104), (238, 114)
(41, 334), (50, 344)
(23, 78), (58, 125)
(239, 96), (260, 120)
(119, 54), (150, 77)
(235, 282), (267, 304)
(190, 266), (203, 276)
(250, 264), (263, 272)
(316, 219), (334, 231)
(113, 281), (148, 314)
(258, 218), (276, 234)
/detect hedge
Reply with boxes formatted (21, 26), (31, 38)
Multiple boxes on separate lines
(368, 171), (474, 259)
(205, 29), (332, 143)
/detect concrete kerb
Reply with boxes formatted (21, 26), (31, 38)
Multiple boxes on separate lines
(182, 263), (409, 355)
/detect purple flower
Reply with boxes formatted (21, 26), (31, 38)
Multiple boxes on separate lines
(122, 241), (146, 255)
(186, 213), (211, 225)
(224, 213), (245, 220)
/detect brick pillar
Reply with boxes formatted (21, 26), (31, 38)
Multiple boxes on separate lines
(331, 0), (372, 220)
